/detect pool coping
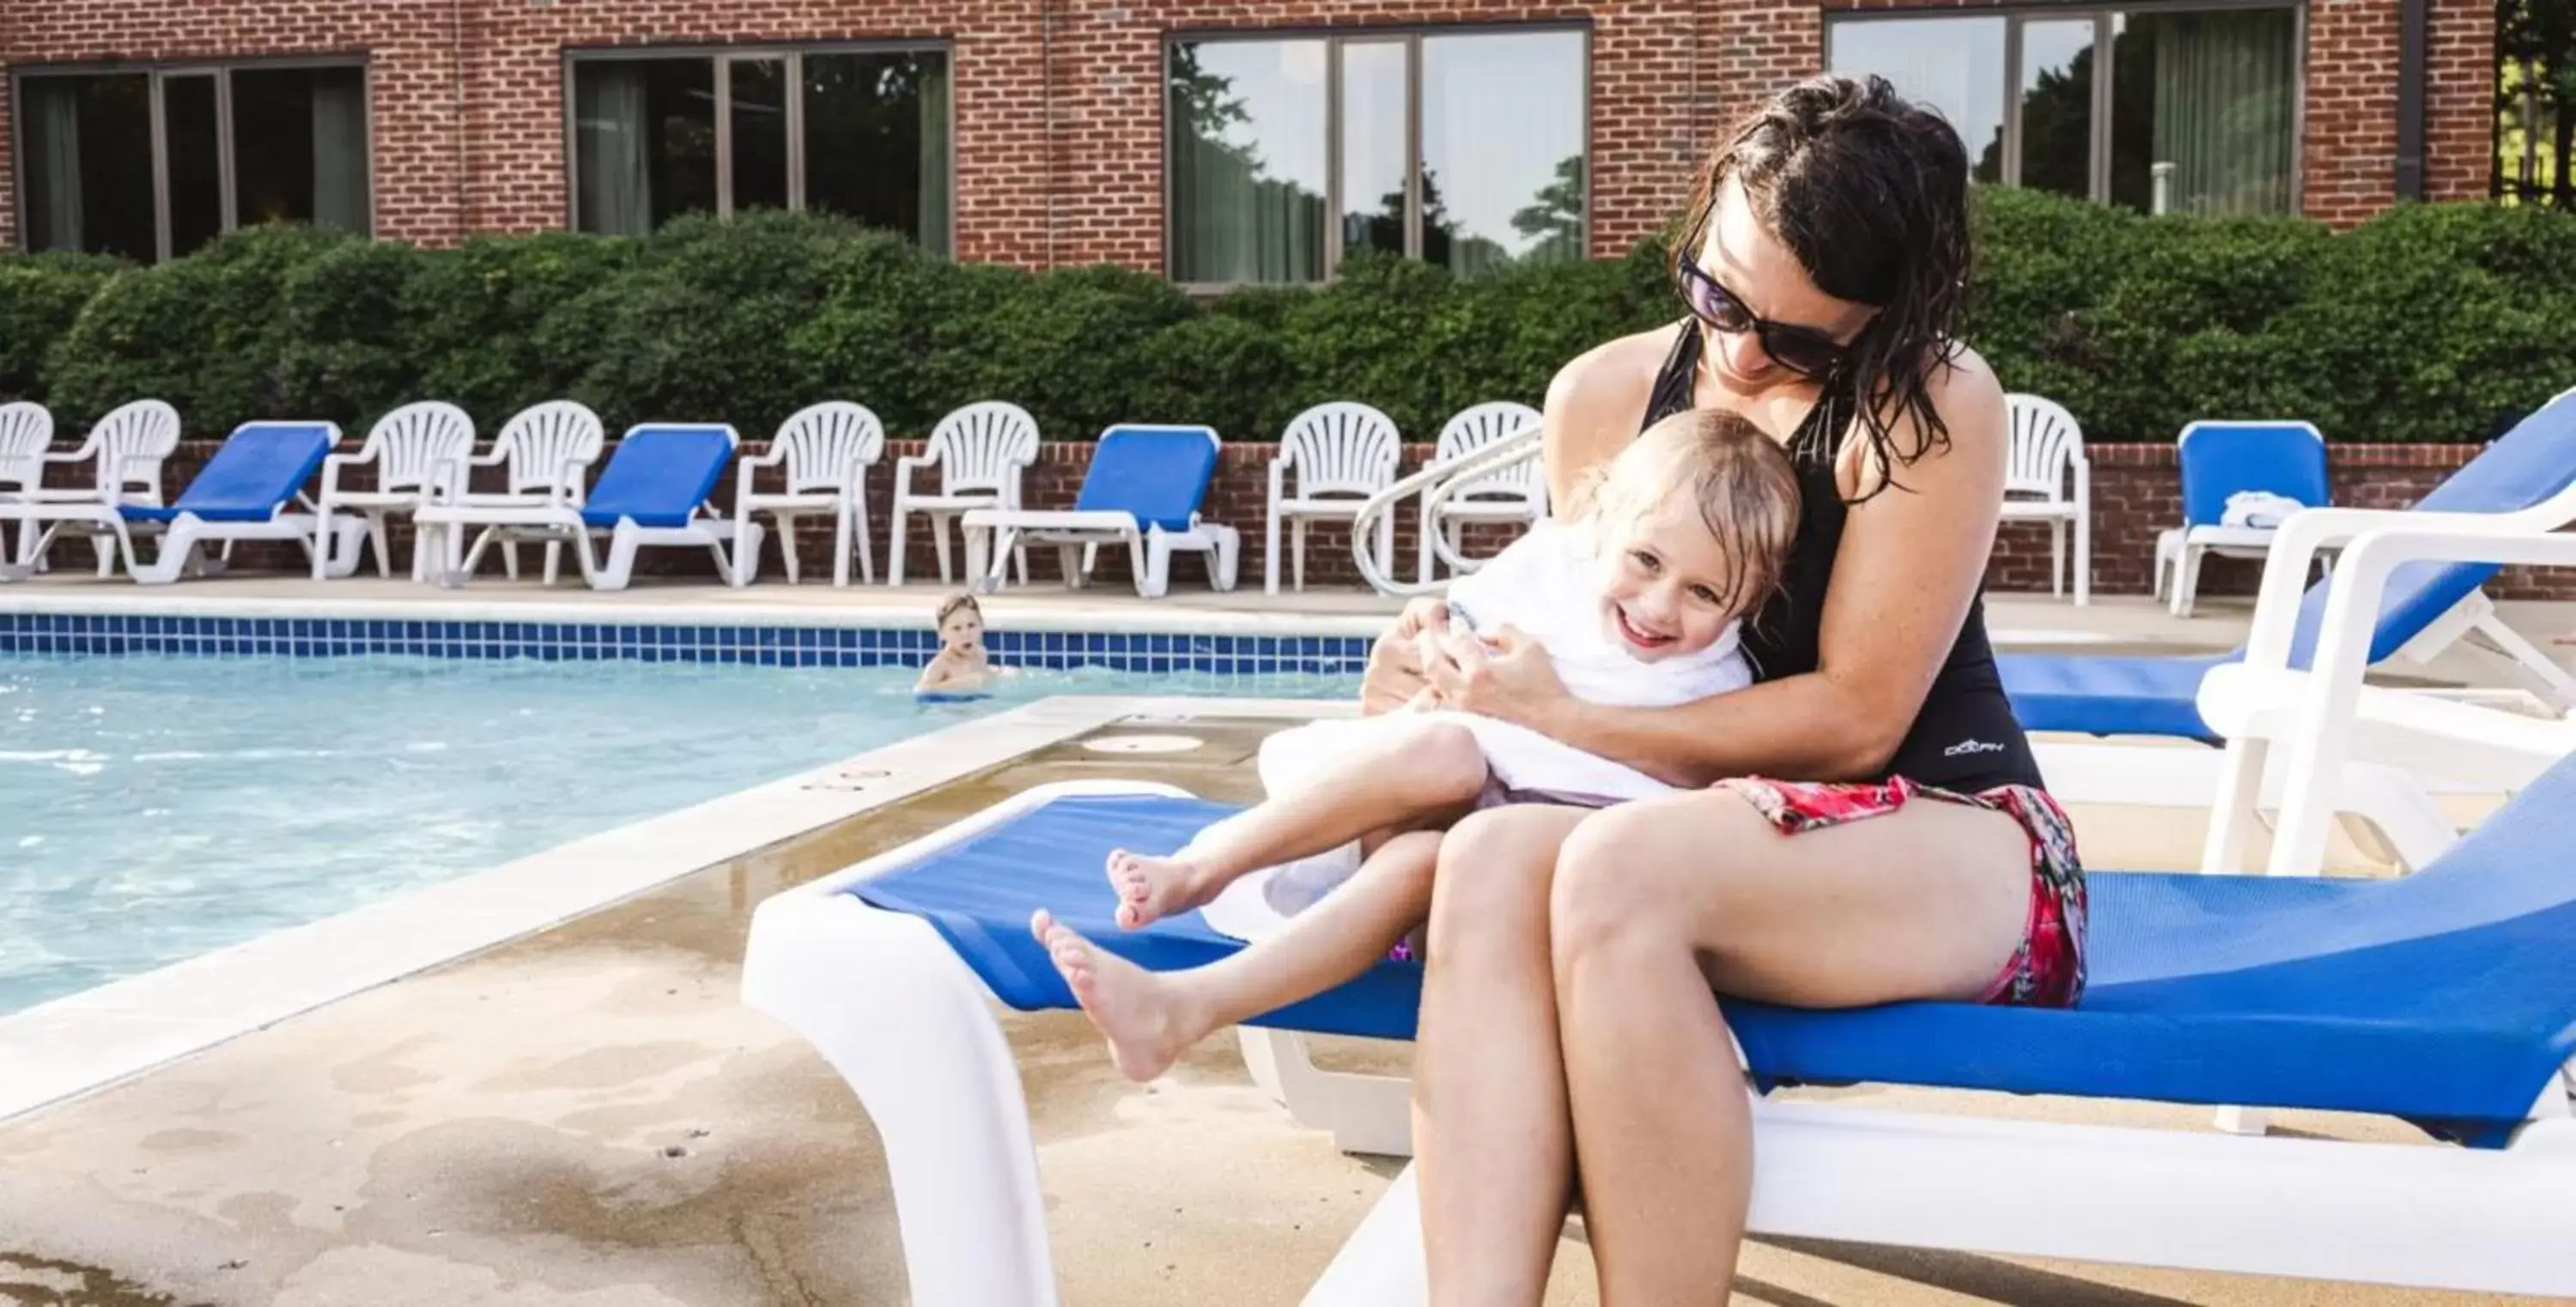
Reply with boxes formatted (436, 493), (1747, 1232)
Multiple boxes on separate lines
(0, 692), (1348, 1127)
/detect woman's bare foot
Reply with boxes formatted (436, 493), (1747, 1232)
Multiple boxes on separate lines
(1030, 909), (1201, 1082)
(1106, 848), (1222, 930)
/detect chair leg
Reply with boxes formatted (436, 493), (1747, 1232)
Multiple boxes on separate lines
(887, 505), (909, 587)
(542, 541), (564, 587)
(2074, 504), (2091, 607)
(932, 514), (953, 585)
(1266, 506), (1282, 596)
(1212, 528), (1239, 593)
(90, 533), (115, 579)
(781, 514), (802, 586)
(2050, 520), (2066, 599)
(311, 505), (337, 582)
(832, 507), (852, 589)
(1291, 518), (1309, 593)
(1135, 532), (1163, 599)
(850, 500), (876, 587)
(1376, 505), (1395, 595)
(368, 514), (393, 580)
(1418, 503), (1437, 586)
(1057, 544), (1084, 589)
(501, 541), (521, 581)
(2173, 545), (2203, 619)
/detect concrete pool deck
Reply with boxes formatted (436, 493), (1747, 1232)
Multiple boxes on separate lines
(0, 699), (2543, 1307)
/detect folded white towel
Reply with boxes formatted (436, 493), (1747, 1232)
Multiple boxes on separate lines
(2221, 490), (2307, 530)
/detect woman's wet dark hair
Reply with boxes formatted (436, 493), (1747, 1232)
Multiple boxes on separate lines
(1673, 74), (1972, 501)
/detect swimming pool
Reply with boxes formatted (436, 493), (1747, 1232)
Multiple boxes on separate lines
(0, 653), (1355, 1015)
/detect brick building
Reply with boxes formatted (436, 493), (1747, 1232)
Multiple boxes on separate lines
(2, 0), (2497, 274)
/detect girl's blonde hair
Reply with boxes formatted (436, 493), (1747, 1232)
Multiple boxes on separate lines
(1569, 408), (1801, 619)
(934, 592), (982, 629)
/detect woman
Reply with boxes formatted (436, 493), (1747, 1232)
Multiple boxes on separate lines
(1362, 75), (2087, 1300)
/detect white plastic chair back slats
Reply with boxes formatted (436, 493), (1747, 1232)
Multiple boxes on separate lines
(0, 402), (53, 491)
(1435, 401), (1544, 503)
(2004, 393), (2083, 501)
(778, 401), (886, 495)
(368, 401), (477, 493)
(1282, 402), (1401, 498)
(495, 400), (605, 496)
(928, 402), (1041, 500)
(90, 399), (182, 501)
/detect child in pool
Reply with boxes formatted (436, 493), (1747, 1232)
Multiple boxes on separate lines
(1030, 407), (1802, 1081)
(914, 593), (995, 695)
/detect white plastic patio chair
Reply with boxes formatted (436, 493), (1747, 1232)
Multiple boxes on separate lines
(889, 400), (1037, 588)
(1264, 401), (1400, 594)
(312, 401), (477, 581)
(1999, 392), (2092, 605)
(0, 402), (54, 567)
(410, 399), (605, 586)
(0, 398), (181, 581)
(1419, 400), (1545, 585)
(732, 401), (885, 587)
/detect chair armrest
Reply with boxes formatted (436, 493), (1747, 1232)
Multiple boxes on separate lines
(1267, 455), (1289, 511)
(893, 453), (937, 502)
(2248, 517), (2576, 675)
(316, 451), (369, 500)
(2242, 506), (2572, 666)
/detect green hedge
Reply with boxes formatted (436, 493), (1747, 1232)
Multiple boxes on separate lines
(8, 193), (2576, 445)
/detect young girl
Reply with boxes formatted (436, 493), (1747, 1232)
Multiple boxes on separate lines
(913, 593), (994, 696)
(1030, 408), (1802, 1081)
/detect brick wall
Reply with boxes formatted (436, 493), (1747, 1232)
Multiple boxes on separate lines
(94, 437), (2574, 603)
(1, 0), (2496, 259)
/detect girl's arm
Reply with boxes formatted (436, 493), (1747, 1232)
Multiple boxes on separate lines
(1434, 354), (2011, 788)
(914, 652), (963, 692)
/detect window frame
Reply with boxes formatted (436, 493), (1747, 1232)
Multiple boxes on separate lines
(1822, 0), (2306, 215)
(559, 40), (956, 253)
(1161, 21), (1595, 291)
(9, 55), (375, 262)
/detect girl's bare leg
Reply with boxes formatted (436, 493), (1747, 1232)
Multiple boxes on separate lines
(1035, 830), (1443, 1082)
(1547, 792), (2032, 1303)
(1109, 717), (1487, 928)
(1411, 804), (1595, 1306)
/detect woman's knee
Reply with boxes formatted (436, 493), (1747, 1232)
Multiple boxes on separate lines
(1425, 806), (1570, 941)
(1549, 799), (1724, 965)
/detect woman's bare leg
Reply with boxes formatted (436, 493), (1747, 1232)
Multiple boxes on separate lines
(1547, 792), (2032, 1302)
(1031, 831), (1443, 1081)
(1412, 804), (1595, 1306)
(1109, 718), (1488, 928)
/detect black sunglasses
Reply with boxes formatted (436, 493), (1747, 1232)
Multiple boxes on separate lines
(1674, 252), (1851, 381)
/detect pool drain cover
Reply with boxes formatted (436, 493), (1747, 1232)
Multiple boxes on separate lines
(1083, 734), (1203, 755)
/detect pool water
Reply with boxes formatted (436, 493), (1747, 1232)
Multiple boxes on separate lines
(0, 654), (1354, 1015)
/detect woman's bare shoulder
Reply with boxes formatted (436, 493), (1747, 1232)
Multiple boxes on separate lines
(1924, 342), (2007, 446)
(1547, 323), (1685, 417)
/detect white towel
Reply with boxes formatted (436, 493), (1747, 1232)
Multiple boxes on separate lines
(2221, 490), (2306, 530)
(1198, 523), (1750, 944)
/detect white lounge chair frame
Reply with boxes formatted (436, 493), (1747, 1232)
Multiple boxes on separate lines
(743, 769), (2576, 1305)
(0, 401), (55, 568)
(2156, 419), (2329, 618)
(890, 400), (1038, 588)
(410, 400), (605, 586)
(1999, 392), (2091, 605)
(1418, 400), (1546, 585)
(961, 426), (1241, 600)
(312, 400), (477, 581)
(1265, 401), (1400, 594)
(0, 398), (181, 581)
(732, 400), (885, 587)
(418, 423), (756, 593)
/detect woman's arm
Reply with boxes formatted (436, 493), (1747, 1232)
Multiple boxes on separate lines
(1438, 354), (2012, 788)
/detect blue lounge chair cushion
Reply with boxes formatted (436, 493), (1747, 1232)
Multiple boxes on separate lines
(853, 755), (2576, 1148)
(2178, 421), (2328, 527)
(1999, 653), (2229, 740)
(1071, 426), (1219, 534)
(2002, 393), (2576, 739)
(580, 425), (732, 530)
(118, 422), (333, 525)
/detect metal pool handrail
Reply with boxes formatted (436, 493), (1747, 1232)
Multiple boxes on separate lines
(1347, 422), (1545, 597)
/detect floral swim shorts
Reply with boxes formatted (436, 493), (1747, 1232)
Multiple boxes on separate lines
(1716, 775), (2088, 1009)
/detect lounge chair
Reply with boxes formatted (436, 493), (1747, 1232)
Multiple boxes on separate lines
(2155, 419), (2330, 617)
(416, 423), (757, 593)
(960, 424), (1240, 599)
(0, 402), (53, 567)
(311, 400), (477, 581)
(742, 744), (2576, 1304)
(0, 398), (183, 581)
(106, 421), (362, 586)
(2003, 387), (2576, 746)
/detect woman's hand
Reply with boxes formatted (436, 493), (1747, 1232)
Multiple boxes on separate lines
(1425, 625), (1573, 733)
(1360, 597), (1454, 715)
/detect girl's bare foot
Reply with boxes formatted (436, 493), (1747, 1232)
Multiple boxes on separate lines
(1105, 848), (1221, 930)
(1030, 910), (1200, 1082)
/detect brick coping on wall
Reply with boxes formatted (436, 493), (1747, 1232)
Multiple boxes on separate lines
(88, 436), (2576, 603)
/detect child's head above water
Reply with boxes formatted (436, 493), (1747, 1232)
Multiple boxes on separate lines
(933, 593), (986, 654)
(1571, 407), (1801, 662)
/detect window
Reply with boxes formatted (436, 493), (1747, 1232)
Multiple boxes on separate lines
(15, 63), (370, 262)
(567, 46), (951, 251)
(1826, 3), (2299, 216)
(1166, 27), (1589, 285)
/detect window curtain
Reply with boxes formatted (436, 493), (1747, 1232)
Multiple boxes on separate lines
(914, 56), (952, 254)
(1170, 132), (1324, 283)
(311, 73), (369, 233)
(25, 82), (85, 252)
(2151, 10), (2295, 215)
(575, 65), (653, 235)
